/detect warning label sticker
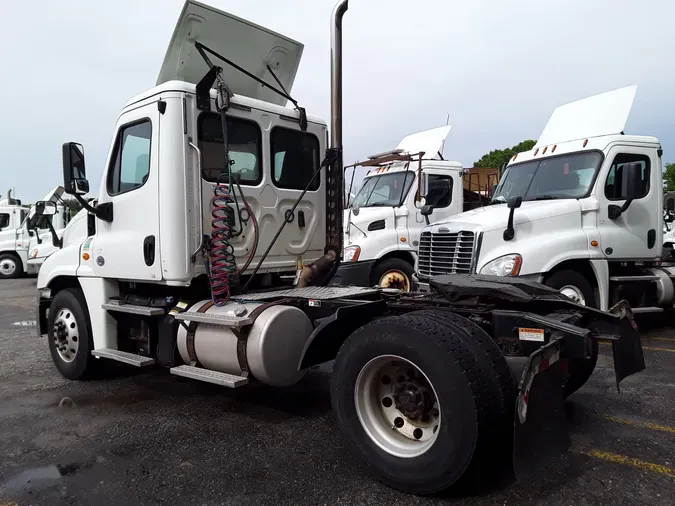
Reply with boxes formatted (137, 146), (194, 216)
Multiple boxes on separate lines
(518, 327), (545, 342)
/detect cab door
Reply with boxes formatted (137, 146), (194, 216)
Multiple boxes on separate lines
(88, 103), (162, 281)
(595, 146), (661, 260)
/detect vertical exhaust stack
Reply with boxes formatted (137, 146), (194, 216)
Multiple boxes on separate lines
(314, 0), (348, 286)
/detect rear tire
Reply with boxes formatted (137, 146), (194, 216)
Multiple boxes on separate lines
(0, 253), (22, 279)
(331, 313), (505, 495)
(544, 269), (598, 397)
(371, 258), (414, 292)
(47, 288), (97, 380)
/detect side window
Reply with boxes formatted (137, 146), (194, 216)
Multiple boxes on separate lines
(271, 127), (320, 191)
(198, 114), (262, 184)
(107, 120), (152, 196)
(425, 175), (454, 208)
(0, 213), (9, 229)
(605, 153), (650, 200)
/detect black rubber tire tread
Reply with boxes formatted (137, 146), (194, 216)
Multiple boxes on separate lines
(370, 258), (414, 291)
(47, 288), (97, 380)
(0, 252), (22, 279)
(544, 269), (597, 308)
(331, 312), (498, 495)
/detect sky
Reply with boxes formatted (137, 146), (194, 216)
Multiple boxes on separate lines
(1, 0), (674, 202)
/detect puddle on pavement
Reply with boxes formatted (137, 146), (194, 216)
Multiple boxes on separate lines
(0, 463), (86, 494)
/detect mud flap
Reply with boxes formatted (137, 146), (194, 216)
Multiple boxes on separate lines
(513, 339), (570, 481)
(608, 301), (646, 391)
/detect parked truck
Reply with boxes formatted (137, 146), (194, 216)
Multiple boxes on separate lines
(0, 187), (69, 279)
(335, 126), (495, 291)
(35, 0), (645, 495)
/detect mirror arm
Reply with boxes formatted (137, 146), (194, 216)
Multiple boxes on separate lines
(73, 194), (113, 222)
(33, 227), (42, 244)
(503, 207), (517, 241)
(46, 220), (62, 249)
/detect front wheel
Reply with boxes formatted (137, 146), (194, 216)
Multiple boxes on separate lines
(0, 253), (21, 279)
(331, 313), (501, 495)
(371, 258), (414, 292)
(47, 288), (97, 380)
(544, 269), (598, 396)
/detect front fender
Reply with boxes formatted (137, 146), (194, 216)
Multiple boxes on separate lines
(37, 241), (82, 290)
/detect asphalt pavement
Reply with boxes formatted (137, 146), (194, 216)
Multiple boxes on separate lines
(0, 278), (673, 505)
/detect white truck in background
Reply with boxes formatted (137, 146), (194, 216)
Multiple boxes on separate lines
(335, 126), (495, 291)
(416, 85), (675, 318)
(0, 187), (71, 279)
(33, 0), (646, 495)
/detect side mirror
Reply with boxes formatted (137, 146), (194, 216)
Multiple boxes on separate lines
(507, 196), (523, 209)
(352, 204), (360, 216)
(419, 172), (429, 199)
(35, 201), (57, 216)
(62, 142), (90, 195)
(420, 204), (434, 217)
(608, 162), (643, 220)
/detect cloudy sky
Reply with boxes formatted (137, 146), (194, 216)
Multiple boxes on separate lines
(1, 0), (673, 202)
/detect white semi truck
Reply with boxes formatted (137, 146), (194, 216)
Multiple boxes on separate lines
(334, 126), (495, 291)
(35, 0), (645, 495)
(0, 187), (69, 278)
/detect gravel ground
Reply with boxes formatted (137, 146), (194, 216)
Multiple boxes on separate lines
(0, 278), (673, 505)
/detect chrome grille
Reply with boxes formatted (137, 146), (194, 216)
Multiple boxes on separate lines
(417, 230), (476, 279)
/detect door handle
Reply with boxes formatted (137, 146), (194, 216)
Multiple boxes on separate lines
(143, 235), (156, 266)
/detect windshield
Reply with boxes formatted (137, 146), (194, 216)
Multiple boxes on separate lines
(492, 151), (603, 203)
(352, 171), (415, 208)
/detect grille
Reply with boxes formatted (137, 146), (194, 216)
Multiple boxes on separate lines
(417, 230), (476, 279)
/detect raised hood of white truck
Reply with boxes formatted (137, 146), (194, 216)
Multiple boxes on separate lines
(431, 199), (582, 233)
(157, 0), (304, 107)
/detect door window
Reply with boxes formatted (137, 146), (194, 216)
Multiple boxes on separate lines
(605, 154), (650, 200)
(426, 175), (454, 208)
(107, 120), (152, 196)
(271, 127), (321, 191)
(0, 213), (9, 229)
(198, 113), (262, 185)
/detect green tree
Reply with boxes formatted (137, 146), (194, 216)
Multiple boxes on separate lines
(663, 162), (675, 191)
(474, 139), (537, 168)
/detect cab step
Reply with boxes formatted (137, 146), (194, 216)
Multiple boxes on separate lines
(102, 300), (165, 316)
(169, 365), (249, 388)
(91, 348), (156, 367)
(631, 307), (665, 314)
(609, 275), (660, 282)
(174, 311), (254, 328)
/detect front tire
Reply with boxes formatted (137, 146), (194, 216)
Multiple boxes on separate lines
(331, 313), (502, 495)
(47, 288), (96, 380)
(544, 269), (598, 397)
(371, 258), (414, 292)
(0, 253), (21, 279)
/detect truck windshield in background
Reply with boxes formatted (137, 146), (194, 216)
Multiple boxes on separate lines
(492, 151), (603, 203)
(352, 171), (415, 208)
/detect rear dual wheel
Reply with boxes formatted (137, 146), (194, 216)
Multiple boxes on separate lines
(331, 311), (514, 495)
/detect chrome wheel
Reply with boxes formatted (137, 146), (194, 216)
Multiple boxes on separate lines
(355, 355), (440, 458)
(559, 285), (586, 305)
(52, 307), (80, 363)
(0, 258), (17, 277)
(378, 270), (411, 292)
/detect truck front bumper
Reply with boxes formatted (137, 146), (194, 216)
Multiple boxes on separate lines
(332, 260), (376, 287)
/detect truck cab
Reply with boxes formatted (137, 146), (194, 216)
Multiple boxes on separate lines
(335, 127), (496, 291)
(0, 191), (30, 279)
(27, 196), (72, 273)
(415, 85), (673, 313)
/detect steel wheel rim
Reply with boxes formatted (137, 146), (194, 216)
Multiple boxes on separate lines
(53, 307), (80, 363)
(378, 270), (411, 292)
(355, 354), (440, 458)
(559, 285), (586, 305)
(0, 258), (16, 276)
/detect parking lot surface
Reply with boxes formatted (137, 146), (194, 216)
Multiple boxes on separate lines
(0, 278), (673, 505)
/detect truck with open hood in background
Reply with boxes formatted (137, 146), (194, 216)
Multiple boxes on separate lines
(335, 126), (496, 291)
(34, 1), (645, 495)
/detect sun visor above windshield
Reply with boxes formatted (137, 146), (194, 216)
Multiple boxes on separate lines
(535, 85), (637, 147)
(157, 0), (304, 106)
(396, 126), (452, 159)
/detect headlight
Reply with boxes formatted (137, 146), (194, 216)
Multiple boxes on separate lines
(343, 245), (361, 263)
(30, 249), (39, 259)
(479, 254), (522, 276)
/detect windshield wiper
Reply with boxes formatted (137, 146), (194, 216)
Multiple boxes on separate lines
(531, 196), (558, 201)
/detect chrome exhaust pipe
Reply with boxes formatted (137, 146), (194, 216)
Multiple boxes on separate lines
(330, 0), (349, 150)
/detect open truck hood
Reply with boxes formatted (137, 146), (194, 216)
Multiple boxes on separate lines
(396, 126), (452, 159)
(157, 0), (304, 107)
(535, 85), (637, 147)
(28, 186), (64, 220)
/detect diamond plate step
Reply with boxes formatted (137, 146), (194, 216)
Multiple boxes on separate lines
(92, 348), (155, 367)
(609, 275), (659, 282)
(174, 311), (254, 328)
(631, 307), (664, 314)
(102, 300), (165, 316)
(170, 365), (249, 388)
(231, 285), (379, 301)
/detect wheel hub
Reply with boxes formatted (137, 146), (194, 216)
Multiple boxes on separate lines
(52, 308), (79, 363)
(0, 259), (16, 276)
(394, 381), (433, 420)
(379, 270), (410, 292)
